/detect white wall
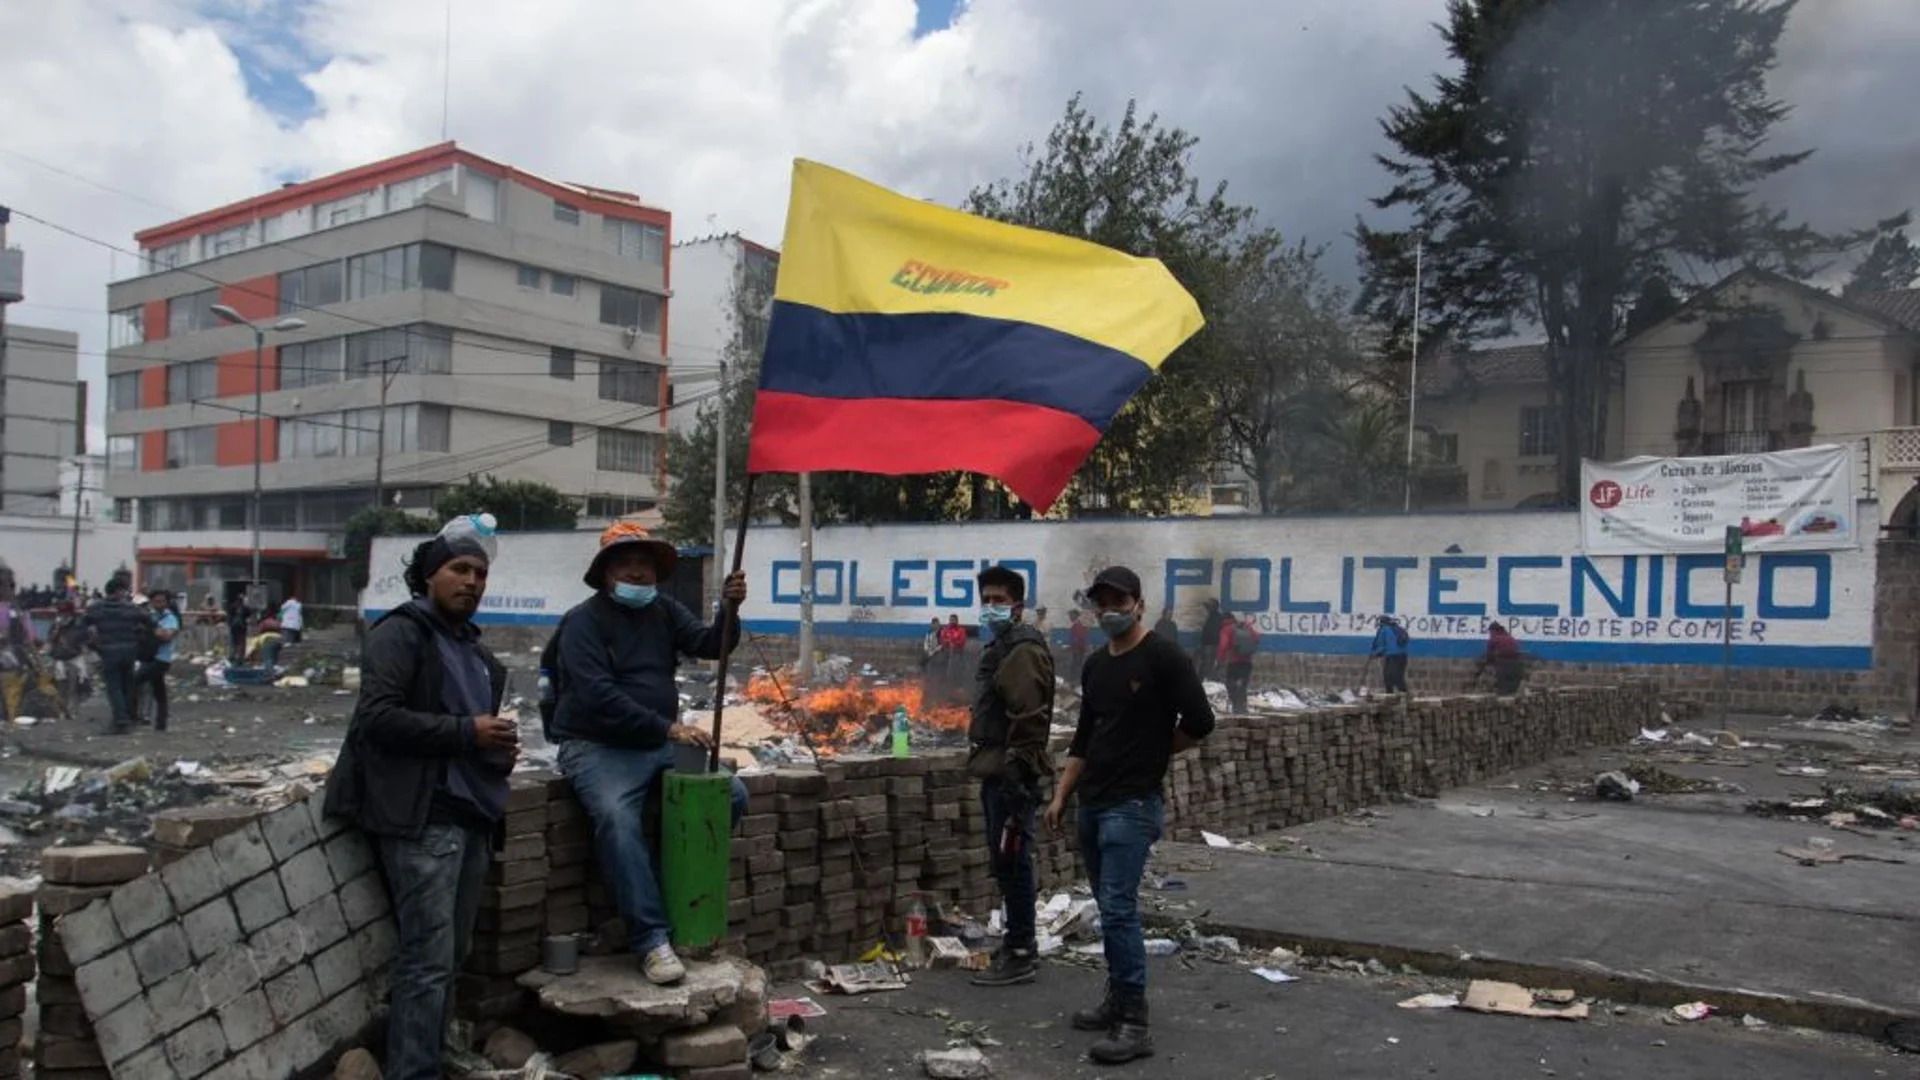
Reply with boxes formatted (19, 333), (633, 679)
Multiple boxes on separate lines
(0, 516), (136, 589)
(365, 505), (1879, 671)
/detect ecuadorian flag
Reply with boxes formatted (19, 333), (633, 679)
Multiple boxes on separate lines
(746, 160), (1204, 511)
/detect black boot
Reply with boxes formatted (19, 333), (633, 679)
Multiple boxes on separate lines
(1071, 993), (1120, 1032)
(970, 946), (1037, 987)
(1088, 997), (1152, 1065)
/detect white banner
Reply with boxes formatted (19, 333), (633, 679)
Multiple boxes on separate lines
(1580, 444), (1856, 555)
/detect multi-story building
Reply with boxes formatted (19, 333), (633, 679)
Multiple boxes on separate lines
(104, 143), (675, 607)
(0, 217), (86, 517)
(664, 233), (778, 436)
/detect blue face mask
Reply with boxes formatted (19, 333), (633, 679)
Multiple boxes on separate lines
(610, 582), (657, 608)
(980, 604), (1014, 631)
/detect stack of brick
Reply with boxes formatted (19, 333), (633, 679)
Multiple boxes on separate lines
(0, 886), (32, 1080)
(37, 844), (148, 1078)
(456, 776), (552, 1025)
(53, 798), (397, 1078)
(917, 752), (969, 914)
(733, 772), (784, 960)
(150, 805), (265, 868)
(545, 775), (593, 944)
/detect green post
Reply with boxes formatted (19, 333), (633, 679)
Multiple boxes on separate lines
(661, 770), (732, 951)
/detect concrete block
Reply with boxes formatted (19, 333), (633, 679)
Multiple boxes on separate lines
(303, 793), (351, 841)
(195, 943), (261, 1012)
(151, 805), (263, 850)
(164, 1015), (228, 1079)
(55, 898), (120, 967)
(0, 885), (30, 924)
(277, 846), (334, 913)
(94, 993), (158, 1066)
(352, 919), (398, 976)
(246, 917), (307, 981)
(130, 922), (194, 987)
(106, 872), (173, 940)
(293, 894), (349, 953)
(74, 948), (140, 1014)
(114, 1042), (180, 1080)
(307, 985), (374, 1056)
(41, 845), (148, 886)
(320, 831), (374, 886)
(310, 939), (361, 999)
(260, 1007), (323, 1071)
(38, 1033), (107, 1068)
(210, 824), (273, 889)
(201, 1042), (277, 1080)
(147, 963), (211, 1035)
(39, 1003), (93, 1038)
(217, 988), (276, 1054)
(159, 848), (226, 915)
(337, 871), (390, 930)
(231, 873), (290, 936)
(258, 800), (320, 864)
(553, 1040), (639, 1077)
(180, 897), (243, 963)
(659, 1023), (748, 1068)
(263, 963), (322, 1026)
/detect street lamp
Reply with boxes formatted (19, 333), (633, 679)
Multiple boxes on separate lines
(211, 304), (306, 597)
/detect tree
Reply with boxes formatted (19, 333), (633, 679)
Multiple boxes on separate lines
(966, 95), (1255, 515)
(1844, 216), (1920, 298)
(435, 475), (578, 531)
(1357, 0), (1853, 503)
(344, 507), (435, 592)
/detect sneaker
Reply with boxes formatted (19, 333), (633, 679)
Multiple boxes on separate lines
(642, 943), (686, 986)
(1088, 1000), (1152, 1065)
(1071, 994), (1120, 1033)
(969, 948), (1037, 987)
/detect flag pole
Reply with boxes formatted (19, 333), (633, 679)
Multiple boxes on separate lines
(707, 473), (757, 771)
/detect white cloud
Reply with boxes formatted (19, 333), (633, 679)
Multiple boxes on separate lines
(1, 0), (1914, 460)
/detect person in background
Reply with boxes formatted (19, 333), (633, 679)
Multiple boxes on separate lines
(1030, 606), (1052, 641)
(1215, 613), (1259, 714)
(937, 614), (970, 703)
(0, 562), (37, 723)
(1045, 567), (1215, 1066)
(278, 593), (304, 645)
(1476, 622), (1526, 695)
(83, 574), (146, 735)
(322, 516), (516, 1080)
(967, 566), (1055, 988)
(551, 522), (750, 987)
(1067, 609), (1090, 681)
(1196, 599), (1225, 681)
(921, 618), (943, 695)
(1151, 610), (1179, 652)
(1369, 615), (1411, 695)
(135, 588), (180, 732)
(224, 590), (250, 663)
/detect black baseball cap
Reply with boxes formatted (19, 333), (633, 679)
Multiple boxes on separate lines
(1087, 566), (1142, 602)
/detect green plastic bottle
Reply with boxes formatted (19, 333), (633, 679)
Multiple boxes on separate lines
(891, 705), (911, 758)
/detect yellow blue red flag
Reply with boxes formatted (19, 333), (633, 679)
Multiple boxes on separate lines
(746, 160), (1204, 511)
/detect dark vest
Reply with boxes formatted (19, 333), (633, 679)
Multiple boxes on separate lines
(969, 622), (1052, 750)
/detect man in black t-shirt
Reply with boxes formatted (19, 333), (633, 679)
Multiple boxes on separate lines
(1044, 566), (1215, 1066)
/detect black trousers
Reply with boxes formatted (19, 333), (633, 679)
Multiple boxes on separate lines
(1382, 654), (1409, 694)
(1225, 661), (1253, 713)
(136, 660), (171, 730)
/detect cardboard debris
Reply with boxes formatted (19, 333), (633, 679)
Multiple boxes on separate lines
(769, 997), (828, 1021)
(926, 937), (972, 970)
(813, 961), (909, 995)
(1459, 980), (1589, 1021)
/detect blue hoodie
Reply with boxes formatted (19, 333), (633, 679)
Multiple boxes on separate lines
(551, 592), (738, 748)
(1370, 622), (1408, 658)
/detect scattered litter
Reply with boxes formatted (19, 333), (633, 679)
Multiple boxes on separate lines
(1595, 772), (1640, 801)
(1776, 766), (1829, 778)
(1201, 830), (1233, 849)
(1469, 806), (1496, 818)
(1251, 968), (1298, 984)
(1741, 1014), (1769, 1029)
(1142, 939), (1180, 957)
(42, 766), (80, 795)
(1671, 1002), (1713, 1022)
(769, 997), (828, 1021)
(1637, 727), (1670, 743)
(919, 1046), (991, 1079)
(813, 961), (909, 995)
(926, 938), (971, 969)
(172, 761), (205, 777)
(1459, 980), (1589, 1021)
(1398, 993), (1461, 1010)
(105, 757), (150, 785)
(9, 717), (34, 728)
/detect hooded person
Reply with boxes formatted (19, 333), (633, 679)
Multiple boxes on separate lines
(322, 514), (518, 1080)
(549, 521), (750, 987)
(82, 572), (146, 733)
(1369, 615), (1411, 694)
(1477, 622), (1526, 695)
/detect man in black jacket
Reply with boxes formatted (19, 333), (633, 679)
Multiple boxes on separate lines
(321, 517), (517, 1080)
(82, 573), (146, 734)
(551, 522), (748, 986)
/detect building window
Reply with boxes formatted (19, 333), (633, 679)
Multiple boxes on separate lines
(1722, 379), (1771, 454)
(147, 240), (191, 272)
(599, 285), (661, 333)
(258, 493), (298, 529)
(586, 493), (655, 518)
(603, 219), (665, 265)
(550, 273), (576, 297)
(550, 346), (575, 380)
(164, 426), (217, 469)
(315, 190), (376, 227)
(205, 224), (250, 257)
(549, 421), (574, 447)
(1428, 432), (1460, 465)
(385, 168), (453, 212)
(278, 262), (345, 314)
(346, 243), (454, 300)
(598, 358), (661, 406)
(517, 265), (543, 290)
(596, 429), (656, 474)
(108, 373), (141, 413)
(460, 169), (500, 222)
(165, 359), (217, 404)
(112, 498), (133, 524)
(279, 414), (346, 460)
(346, 325), (453, 378)
(166, 290), (220, 334)
(280, 337), (345, 390)
(281, 405), (450, 459)
(1518, 406), (1559, 458)
(107, 436), (138, 473)
(553, 202), (580, 225)
(109, 307), (144, 348)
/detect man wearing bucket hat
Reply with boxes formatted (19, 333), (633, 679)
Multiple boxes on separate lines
(323, 515), (517, 1080)
(551, 521), (750, 986)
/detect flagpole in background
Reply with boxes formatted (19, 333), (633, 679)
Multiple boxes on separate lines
(707, 474), (756, 772)
(796, 472), (815, 683)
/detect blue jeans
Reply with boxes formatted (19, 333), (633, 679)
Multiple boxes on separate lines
(559, 740), (749, 953)
(99, 655), (135, 731)
(1077, 795), (1163, 1001)
(981, 778), (1038, 951)
(378, 821), (491, 1080)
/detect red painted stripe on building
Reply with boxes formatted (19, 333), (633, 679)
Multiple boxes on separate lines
(140, 367), (166, 410)
(141, 431), (166, 473)
(142, 299), (167, 342)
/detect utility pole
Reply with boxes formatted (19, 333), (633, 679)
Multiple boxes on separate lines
(372, 353), (405, 509)
(68, 457), (84, 581)
(797, 471), (815, 684)
(1403, 237), (1424, 514)
(210, 306), (306, 602)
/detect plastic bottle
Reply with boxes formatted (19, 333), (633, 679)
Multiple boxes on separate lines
(904, 895), (928, 966)
(891, 705), (911, 759)
(438, 512), (500, 561)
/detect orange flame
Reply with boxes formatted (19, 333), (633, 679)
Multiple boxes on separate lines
(744, 670), (969, 756)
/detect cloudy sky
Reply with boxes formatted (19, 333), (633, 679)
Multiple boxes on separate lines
(2, 0), (1916, 445)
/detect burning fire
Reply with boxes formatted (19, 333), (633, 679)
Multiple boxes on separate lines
(744, 670), (970, 755)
